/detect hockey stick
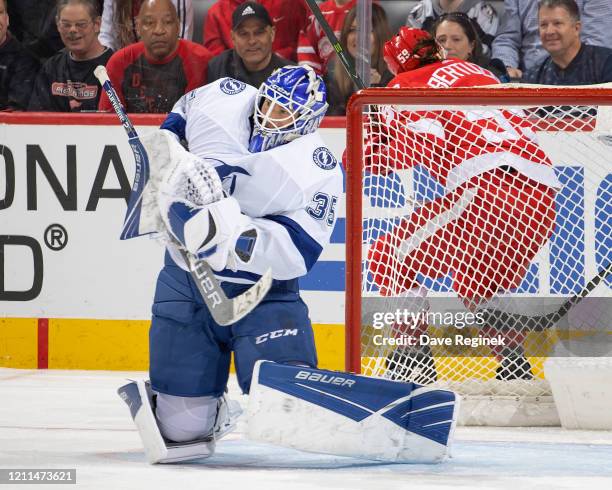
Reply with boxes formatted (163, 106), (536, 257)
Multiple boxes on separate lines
(304, 0), (421, 210)
(94, 65), (272, 326)
(303, 0), (365, 90)
(478, 262), (612, 332)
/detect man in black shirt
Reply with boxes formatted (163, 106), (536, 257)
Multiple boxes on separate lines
(206, 2), (293, 88)
(6, 0), (64, 62)
(28, 0), (112, 111)
(523, 0), (612, 85)
(0, 0), (39, 110)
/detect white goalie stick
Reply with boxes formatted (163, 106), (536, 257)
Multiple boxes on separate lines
(94, 65), (272, 326)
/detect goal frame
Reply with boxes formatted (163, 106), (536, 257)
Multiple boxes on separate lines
(345, 86), (612, 374)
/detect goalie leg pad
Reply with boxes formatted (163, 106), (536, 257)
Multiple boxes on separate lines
(118, 381), (243, 464)
(246, 361), (459, 463)
(117, 380), (215, 464)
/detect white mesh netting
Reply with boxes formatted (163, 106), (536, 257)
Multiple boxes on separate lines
(349, 90), (612, 425)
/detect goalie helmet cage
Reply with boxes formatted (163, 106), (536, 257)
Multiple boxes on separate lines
(345, 87), (612, 426)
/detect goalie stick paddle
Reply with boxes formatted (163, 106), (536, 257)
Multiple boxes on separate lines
(94, 65), (272, 326)
(478, 261), (612, 332)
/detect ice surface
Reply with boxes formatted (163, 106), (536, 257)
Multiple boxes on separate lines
(1, 369), (611, 490)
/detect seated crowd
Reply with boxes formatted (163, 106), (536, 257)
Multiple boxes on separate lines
(1, 0), (611, 114)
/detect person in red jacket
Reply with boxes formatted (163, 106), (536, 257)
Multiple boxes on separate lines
(297, 0), (355, 75)
(99, 0), (211, 113)
(366, 27), (560, 380)
(203, 0), (308, 61)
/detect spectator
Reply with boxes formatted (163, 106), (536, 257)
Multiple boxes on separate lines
(522, 0), (612, 85)
(98, 0), (211, 113)
(28, 0), (112, 112)
(493, 0), (612, 80)
(6, 0), (66, 61)
(203, 0), (308, 61)
(406, 0), (498, 54)
(99, 0), (192, 51)
(325, 4), (393, 115)
(298, 0), (356, 75)
(207, 2), (292, 87)
(0, 0), (40, 110)
(432, 12), (510, 81)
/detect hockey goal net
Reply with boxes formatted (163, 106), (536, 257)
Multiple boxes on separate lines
(345, 86), (612, 426)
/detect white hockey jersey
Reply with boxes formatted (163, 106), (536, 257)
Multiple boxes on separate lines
(161, 78), (343, 284)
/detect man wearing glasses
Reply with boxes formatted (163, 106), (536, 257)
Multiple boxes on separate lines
(29, 0), (112, 111)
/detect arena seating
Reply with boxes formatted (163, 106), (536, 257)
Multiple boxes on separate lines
(191, 1), (506, 48)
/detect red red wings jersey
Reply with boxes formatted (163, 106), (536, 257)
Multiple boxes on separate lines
(297, 0), (356, 74)
(388, 58), (499, 88)
(367, 59), (560, 190)
(98, 40), (212, 114)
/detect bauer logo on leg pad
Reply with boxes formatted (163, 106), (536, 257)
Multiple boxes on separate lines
(294, 370), (355, 387)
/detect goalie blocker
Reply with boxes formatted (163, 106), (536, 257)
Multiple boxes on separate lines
(247, 361), (459, 463)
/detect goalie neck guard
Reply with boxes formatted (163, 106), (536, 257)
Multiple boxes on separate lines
(249, 65), (328, 153)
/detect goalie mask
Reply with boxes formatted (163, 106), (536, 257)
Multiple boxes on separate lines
(249, 65), (328, 153)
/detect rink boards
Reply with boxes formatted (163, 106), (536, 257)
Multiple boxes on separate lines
(0, 114), (610, 370)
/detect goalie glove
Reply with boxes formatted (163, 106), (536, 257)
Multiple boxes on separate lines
(156, 145), (253, 271)
(163, 197), (252, 271)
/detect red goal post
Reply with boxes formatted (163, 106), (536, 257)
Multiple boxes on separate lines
(344, 86), (612, 426)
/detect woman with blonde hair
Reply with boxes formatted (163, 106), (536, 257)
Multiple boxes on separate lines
(325, 4), (393, 115)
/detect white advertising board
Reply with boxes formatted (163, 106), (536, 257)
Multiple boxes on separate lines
(0, 121), (610, 323)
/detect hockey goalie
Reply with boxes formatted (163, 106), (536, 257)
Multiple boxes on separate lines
(112, 65), (459, 464)
(365, 28), (561, 380)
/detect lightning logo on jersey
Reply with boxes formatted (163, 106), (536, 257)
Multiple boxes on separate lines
(313, 147), (337, 170)
(220, 78), (247, 95)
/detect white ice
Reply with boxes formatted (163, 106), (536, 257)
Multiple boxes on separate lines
(1, 369), (612, 490)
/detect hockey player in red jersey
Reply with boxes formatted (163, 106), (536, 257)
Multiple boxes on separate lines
(367, 28), (560, 380)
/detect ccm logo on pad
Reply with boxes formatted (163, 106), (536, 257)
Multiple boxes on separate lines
(295, 371), (355, 387)
(255, 328), (298, 344)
